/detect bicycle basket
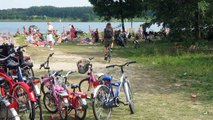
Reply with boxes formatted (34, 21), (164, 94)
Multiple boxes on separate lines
(77, 59), (90, 74)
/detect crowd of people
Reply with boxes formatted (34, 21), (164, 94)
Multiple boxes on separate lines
(14, 22), (169, 52)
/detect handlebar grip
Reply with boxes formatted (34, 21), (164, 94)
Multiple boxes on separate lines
(106, 65), (115, 68)
(129, 61), (136, 64)
(22, 45), (28, 48)
(69, 71), (76, 75)
(89, 57), (94, 61)
(49, 53), (54, 57)
(17, 45), (28, 51)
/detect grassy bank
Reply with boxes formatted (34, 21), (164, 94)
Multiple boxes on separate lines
(114, 40), (213, 100)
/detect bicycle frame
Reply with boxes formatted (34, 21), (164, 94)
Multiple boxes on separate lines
(88, 66), (100, 88)
(0, 72), (36, 102)
(46, 71), (69, 106)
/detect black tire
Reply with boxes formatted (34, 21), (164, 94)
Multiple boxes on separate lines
(59, 97), (68, 120)
(123, 81), (134, 114)
(79, 78), (90, 95)
(0, 98), (20, 120)
(74, 97), (87, 120)
(92, 85), (112, 120)
(40, 82), (45, 95)
(40, 81), (51, 95)
(11, 85), (35, 120)
(43, 92), (58, 113)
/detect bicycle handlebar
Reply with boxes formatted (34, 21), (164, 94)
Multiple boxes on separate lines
(0, 53), (15, 61)
(49, 53), (54, 57)
(15, 45), (28, 52)
(39, 53), (54, 69)
(52, 69), (63, 77)
(39, 61), (47, 69)
(64, 70), (76, 77)
(106, 61), (136, 68)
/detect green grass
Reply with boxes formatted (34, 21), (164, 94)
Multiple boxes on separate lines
(114, 40), (213, 100)
(14, 35), (213, 119)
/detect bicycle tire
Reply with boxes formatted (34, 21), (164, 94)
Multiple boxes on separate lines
(11, 85), (35, 120)
(59, 96), (68, 120)
(0, 98), (20, 120)
(74, 96), (87, 120)
(79, 78), (90, 95)
(123, 81), (135, 114)
(43, 92), (58, 113)
(40, 82), (50, 95)
(22, 67), (35, 79)
(92, 85), (112, 120)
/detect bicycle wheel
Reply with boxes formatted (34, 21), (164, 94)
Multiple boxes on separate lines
(123, 81), (134, 114)
(0, 98), (20, 120)
(40, 82), (51, 95)
(58, 96), (68, 120)
(22, 67), (35, 79)
(79, 78), (90, 95)
(43, 92), (58, 113)
(74, 96), (87, 120)
(11, 85), (35, 120)
(92, 85), (112, 120)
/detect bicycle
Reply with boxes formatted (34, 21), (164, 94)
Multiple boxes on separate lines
(62, 70), (88, 120)
(0, 78), (20, 120)
(1, 44), (43, 120)
(0, 53), (37, 120)
(42, 70), (70, 120)
(78, 57), (105, 99)
(92, 61), (136, 120)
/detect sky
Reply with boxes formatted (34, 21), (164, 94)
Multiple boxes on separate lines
(0, 0), (92, 10)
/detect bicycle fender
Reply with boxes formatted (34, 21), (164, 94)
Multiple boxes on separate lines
(15, 82), (37, 102)
(93, 85), (109, 97)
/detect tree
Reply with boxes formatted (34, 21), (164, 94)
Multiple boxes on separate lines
(142, 0), (213, 40)
(89, 0), (143, 32)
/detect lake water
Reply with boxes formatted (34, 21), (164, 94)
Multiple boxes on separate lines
(0, 22), (162, 34)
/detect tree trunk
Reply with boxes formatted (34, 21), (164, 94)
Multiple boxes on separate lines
(121, 17), (125, 32)
(195, 2), (201, 40)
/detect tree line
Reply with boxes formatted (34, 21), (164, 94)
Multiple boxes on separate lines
(0, 6), (98, 22)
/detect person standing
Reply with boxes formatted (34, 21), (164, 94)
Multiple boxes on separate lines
(94, 28), (99, 43)
(103, 23), (113, 60)
(70, 25), (76, 40)
(47, 22), (54, 50)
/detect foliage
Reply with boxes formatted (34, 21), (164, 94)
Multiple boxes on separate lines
(142, 0), (213, 40)
(0, 6), (98, 22)
(89, 0), (144, 31)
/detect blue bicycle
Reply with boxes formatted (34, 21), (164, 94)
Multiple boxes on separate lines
(92, 61), (136, 120)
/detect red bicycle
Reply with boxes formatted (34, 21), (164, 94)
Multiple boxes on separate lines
(0, 53), (36, 120)
(62, 71), (88, 120)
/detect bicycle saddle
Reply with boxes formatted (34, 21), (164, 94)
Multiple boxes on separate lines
(101, 76), (112, 81)
(71, 84), (79, 89)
